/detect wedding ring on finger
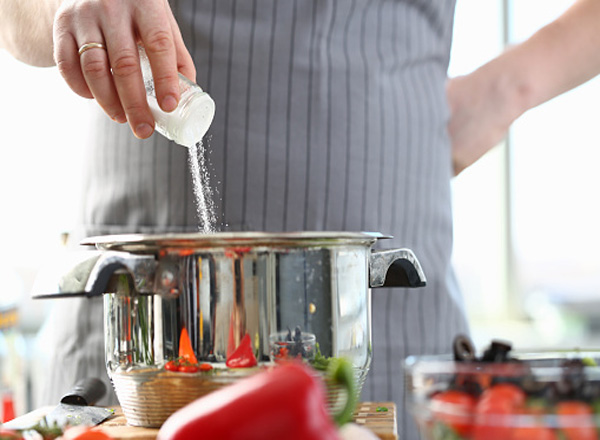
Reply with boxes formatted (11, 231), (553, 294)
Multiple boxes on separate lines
(78, 42), (106, 56)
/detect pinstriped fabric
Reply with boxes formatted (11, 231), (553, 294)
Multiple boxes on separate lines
(322, 0), (336, 228)
(241, 0), (258, 227)
(302, 0), (318, 229)
(358, 0), (375, 230)
(69, 1), (470, 438)
(262, 1), (280, 230)
(341, 0), (356, 230)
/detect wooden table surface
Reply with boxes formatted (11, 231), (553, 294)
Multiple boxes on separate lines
(10, 402), (398, 440)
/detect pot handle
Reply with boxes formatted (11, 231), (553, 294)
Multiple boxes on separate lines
(369, 248), (426, 288)
(32, 251), (157, 299)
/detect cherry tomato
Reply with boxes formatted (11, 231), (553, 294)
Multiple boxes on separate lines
(473, 388), (518, 440)
(274, 346), (290, 362)
(164, 360), (179, 371)
(224, 247), (252, 258)
(199, 363), (214, 372)
(480, 383), (526, 408)
(430, 390), (476, 436)
(178, 364), (199, 373)
(0, 429), (22, 440)
(512, 425), (558, 440)
(62, 426), (115, 440)
(556, 401), (596, 440)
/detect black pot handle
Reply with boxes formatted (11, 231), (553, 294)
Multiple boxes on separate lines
(32, 251), (157, 299)
(369, 248), (426, 288)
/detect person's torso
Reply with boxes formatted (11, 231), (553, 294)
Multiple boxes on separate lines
(66, 6), (469, 437)
(80, 0), (456, 258)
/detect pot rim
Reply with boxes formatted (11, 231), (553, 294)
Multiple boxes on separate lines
(81, 231), (391, 251)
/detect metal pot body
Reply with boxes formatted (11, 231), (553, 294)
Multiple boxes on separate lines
(106, 241), (371, 365)
(57, 232), (426, 426)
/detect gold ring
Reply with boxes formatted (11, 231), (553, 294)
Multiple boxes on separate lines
(78, 42), (106, 56)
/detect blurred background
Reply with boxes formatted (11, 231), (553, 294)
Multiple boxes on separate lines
(1, 0), (599, 418)
(451, 0), (600, 350)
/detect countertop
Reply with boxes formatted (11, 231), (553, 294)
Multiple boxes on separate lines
(8, 402), (397, 440)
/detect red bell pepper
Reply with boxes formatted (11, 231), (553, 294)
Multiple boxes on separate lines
(157, 361), (354, 440)
(226, 333), (257, 368)
(178, 327), (198, 364)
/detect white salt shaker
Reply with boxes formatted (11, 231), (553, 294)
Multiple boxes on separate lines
(139, 46), (215, 147)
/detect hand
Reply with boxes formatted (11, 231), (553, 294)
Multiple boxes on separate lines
(446, 72), (515, 176)
(53, 0), (196, 139)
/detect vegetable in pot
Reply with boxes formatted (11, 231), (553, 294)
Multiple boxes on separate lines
(178, 328), (198, 364)
(157, 360), (355, 440)
(163, 357), (213, 373)
(225, 333), (257, 368)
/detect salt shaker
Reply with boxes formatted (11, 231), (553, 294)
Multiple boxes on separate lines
(139, 46), (215, 147)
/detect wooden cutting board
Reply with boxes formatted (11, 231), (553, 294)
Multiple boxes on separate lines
(351, 402), (398, 440)
(94, 402), (398, 440)
(10, 402), (397, 440)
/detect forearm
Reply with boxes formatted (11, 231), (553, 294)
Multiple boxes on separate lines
(0, 0), (61, 66)
(485, 0), (600, 121)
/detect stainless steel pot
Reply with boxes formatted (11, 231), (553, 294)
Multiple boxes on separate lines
(38, 231), (426, 426)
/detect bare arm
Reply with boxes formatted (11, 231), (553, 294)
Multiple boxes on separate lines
(0, 0), (60, 66)
(448, 0), (600, 175)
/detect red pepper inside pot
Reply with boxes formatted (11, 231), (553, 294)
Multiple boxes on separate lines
(156, 360), (356, 440)
(226, 333), (257, 368)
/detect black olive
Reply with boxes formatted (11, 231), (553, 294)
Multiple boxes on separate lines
(294, 326), (303, 343)
(481, 339), (512, 362)
(557, 358), (588, 400)
(519, 374), (544, 396)
(586, 380), (600, 400)
(451, 375), (483, 396)
(453, 334), (476, 362)
(283, 325), (307, 358)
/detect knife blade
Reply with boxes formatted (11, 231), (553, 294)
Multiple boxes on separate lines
(4, 378), (114, 431)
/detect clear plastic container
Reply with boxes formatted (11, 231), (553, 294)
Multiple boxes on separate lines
(139, 47), (215, 147)
(405, 351), (600, 440)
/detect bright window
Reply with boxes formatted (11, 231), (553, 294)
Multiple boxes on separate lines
(451, 0), (600, 350)
(0, 53), (91, 330)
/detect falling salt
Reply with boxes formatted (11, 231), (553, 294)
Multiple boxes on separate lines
(187, 140), (217, 233)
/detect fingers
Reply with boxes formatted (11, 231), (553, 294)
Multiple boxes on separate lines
(102, 19), (155, 137)
(54, 0), (145, 132)
(79, 42), (127, 124)
(168, 9), (196, 83)
(53, 6), (93, 100)
(52, 0), (196, 140)
(134, 0), (179, 112)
